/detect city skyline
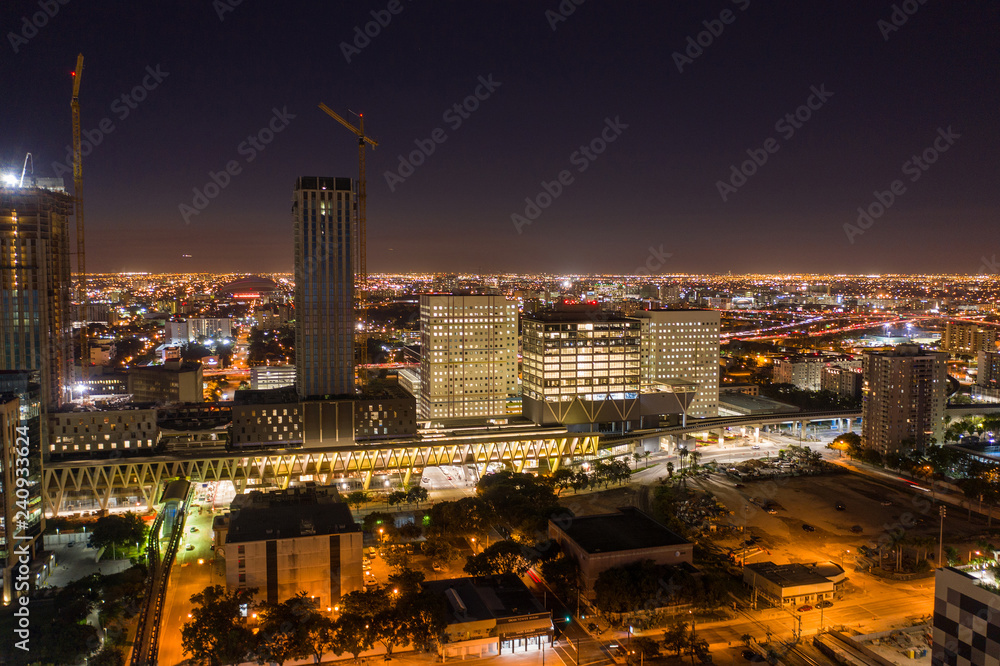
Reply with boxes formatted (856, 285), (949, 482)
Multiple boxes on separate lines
(2, 2), (998, 274)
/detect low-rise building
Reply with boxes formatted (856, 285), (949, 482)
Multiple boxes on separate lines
(423, 574), (553, 659)
(548, 507), (693, 596)
(221, 486), (362, 607)
(743, 561), (846, 607)
(47, 404), (159, 458)
(127, 361), (203, 403)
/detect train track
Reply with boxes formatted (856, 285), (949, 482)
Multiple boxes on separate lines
(130, 486), (189, 665)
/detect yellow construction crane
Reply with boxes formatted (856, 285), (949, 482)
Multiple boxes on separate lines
(71, 53), (88, 369)
(317, 103), (377, 380)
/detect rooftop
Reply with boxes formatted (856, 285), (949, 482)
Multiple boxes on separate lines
(226, 486), (359, 543)
(422, 573), (547, 624)
(556, 507), (689, 553)
(745, 561), (844, 587)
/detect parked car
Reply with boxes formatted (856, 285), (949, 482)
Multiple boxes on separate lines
(802, 524), (816, 532)
(816, 600), (833, 608)
(797, 605), (813, 612)
(742, 649), (765, 662)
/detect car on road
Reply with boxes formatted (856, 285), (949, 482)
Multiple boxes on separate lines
(734, 483), (745, 488)
(802, 524), (816, 532)
(741, 649), (765, 662)
(816, 600), (833, 608)
(190, 527), (198, 533)
(186, 545), (195, 551)
(881, 499), (893, 506)
(797, 605), (813, 612)
(67, 542), (74, 548)
(835, 502), (846, 511)
(851, 525), (863, 534)
(751, 444), (761, 450)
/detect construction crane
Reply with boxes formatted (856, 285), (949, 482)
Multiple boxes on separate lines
(317, 103), (377, 380)
(71, 53), (88, 370)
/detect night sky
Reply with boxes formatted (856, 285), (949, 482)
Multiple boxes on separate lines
(2, 1), (998, 275)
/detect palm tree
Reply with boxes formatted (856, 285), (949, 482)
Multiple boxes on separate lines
(689, 450), (702, 471)
(666, 461), (675, 478)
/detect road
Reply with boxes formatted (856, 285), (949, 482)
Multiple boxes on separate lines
(156, 504), (224, 666)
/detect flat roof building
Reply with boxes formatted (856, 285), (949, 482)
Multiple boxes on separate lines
(294, 176), (355, 398)
(418, 294), (518, 421)
(422, 573), (553, 660)
(635, 309), (720, 418)
(548, 507), (693, 595)
(222, 486), (362, 607)
(862, 344), (947, 454)
(742, 561), (846, 608)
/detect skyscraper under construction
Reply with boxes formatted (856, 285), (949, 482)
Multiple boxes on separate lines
(0, 178), (73, 410)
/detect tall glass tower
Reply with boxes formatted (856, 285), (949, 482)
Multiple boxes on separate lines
(0, 180), (73, 410)
(293, 177), (355, 398)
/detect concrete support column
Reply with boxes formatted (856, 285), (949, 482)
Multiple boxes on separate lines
(754, 426), (760, 442)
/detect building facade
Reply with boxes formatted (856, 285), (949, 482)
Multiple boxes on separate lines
(47, 405), (159, 458)
(943, 322), (998, 355)
(221, 487), (363, 607)
(165, 318), (233, 344)
(861, 344), (947, 454)
(821, 363), (864, 399)
(635, 309), (720, 417)
(548, 507), (693, 596)
(773, 356), (826, 391)
(293, 176), (355, 398)
(0, 181), (74, 410)
(250, 365), (296, 391)
(418, 294), (518, 420)
(932, 566), (1000, 666)
(1, 393), (46, 604)
(521, 312), (640, 427)
(127, 361), (203, 403)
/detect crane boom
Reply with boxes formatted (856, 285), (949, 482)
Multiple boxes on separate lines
(318, 102), (377, 383)
(71, 53), (88, 374)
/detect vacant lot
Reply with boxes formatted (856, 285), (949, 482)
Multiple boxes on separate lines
(696, 470), (988, 567)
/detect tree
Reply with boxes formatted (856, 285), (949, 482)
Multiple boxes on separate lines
(662, 620), (689, 656)
(594, 560), (661, 615)
(181, 585), (257, 666)
(387, 490), (409, 510)
(383, 545), (412, 571)
(539, 554), (581, 600)
(422, 537), (457, 568)
(406, 486), (429, 504)
(89, 647), (127, 666)
(253, 594), (324, 665)
(549, 468), (575, 495)
(632, 452), (643, 470)
(362, 511), (397, 538)
(464, 540), (533, 577)
(331, 612), (376, 661)
(740, 633), (754, 648)
(666, 461), (675, 478)
(90, 512), (147, 555)
(345, 491), (370, 509)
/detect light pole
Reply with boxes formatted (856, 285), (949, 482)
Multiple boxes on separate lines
(938, 505), (946, 566)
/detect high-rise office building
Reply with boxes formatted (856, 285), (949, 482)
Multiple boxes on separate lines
(521, 311), (641, 426)
(1, 181), (74, 410)
(293, 177), (355, 398)
(418, 294), (518, 420)
(635, 309), (720, 417)
(861, 344), (947, 454)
